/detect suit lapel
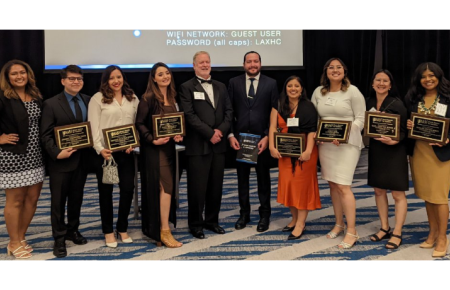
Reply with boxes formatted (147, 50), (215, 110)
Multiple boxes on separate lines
(240, 75), (250, 108)
(213, 82), (220, 110)
(58, 92), (77, 123)
(193, 78), (214, 109)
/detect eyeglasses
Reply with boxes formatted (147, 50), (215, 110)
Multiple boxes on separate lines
(65, 77), (83, 82)
(327, 66), (344, 70)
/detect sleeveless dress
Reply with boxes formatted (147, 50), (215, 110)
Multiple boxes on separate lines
(276, 113), (321, 210)
(409, 98), (450, 204)
(0, 101), (45, 189)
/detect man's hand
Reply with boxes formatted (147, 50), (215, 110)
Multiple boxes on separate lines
(229, 136), (240, 150)
(210, 129), (223, 144)
(257, 136), (268, 154)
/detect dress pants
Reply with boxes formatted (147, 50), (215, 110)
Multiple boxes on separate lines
(236, 148), (271, 218)
(186, 152), (225, 229)
(94, 151), (135, 234)
(49, 165), (87, 239)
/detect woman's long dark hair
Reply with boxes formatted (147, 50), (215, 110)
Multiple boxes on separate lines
(405, 62), (450, 104)
(99, 65), (135, 104)
(319, 57), (351, 95)
(141, 62), (177, 112)
(279, 75), (308, 120)
(368, 69), (400, 100)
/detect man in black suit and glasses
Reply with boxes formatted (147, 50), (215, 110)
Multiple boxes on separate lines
(179, 51), (233, 239)
(40, 65), (92, 257)
(227, 51), (279, 232)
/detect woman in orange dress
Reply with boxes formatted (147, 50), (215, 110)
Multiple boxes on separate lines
(269, 75), (321, 240)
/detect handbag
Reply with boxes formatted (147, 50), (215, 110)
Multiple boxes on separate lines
(102, 156), (120, 184)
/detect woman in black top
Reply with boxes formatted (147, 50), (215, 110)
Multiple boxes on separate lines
(136, 62), (183, 248)
(366, 69), (408, 249)
(0, 60), (44, 258)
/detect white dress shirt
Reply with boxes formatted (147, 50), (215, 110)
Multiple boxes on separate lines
(88, 92), (139, 154)
(197, 76), (215, 108)
(246, 73), (260, 97)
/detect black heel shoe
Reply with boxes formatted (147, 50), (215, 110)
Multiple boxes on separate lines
(385, 234), (402, 249)
(288, 227), (306, 240)
(370, 227), (391, 242)
(282, 225), (295, 232)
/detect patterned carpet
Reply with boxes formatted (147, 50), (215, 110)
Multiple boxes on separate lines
(0, 149), (449, 261)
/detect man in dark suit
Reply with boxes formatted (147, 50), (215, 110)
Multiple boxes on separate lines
(179, 51), (233, 239)
(40, 65), (92, 258)
(228, 51), (279, 232)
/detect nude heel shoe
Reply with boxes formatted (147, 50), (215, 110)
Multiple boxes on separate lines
(160, 229), (182, 248)
(7, 244), (32, 259)
(21, 240), (33, 253)
(326, 224), (345, 239)
(338, 232), (359, 249)
(432, 239), (449, 258)
(115, 230), (133, 243)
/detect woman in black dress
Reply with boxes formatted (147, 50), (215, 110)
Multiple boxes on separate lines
(366, 69), (408, 249)
(136, 62), (183, 248)
(0, 60), (45, 258)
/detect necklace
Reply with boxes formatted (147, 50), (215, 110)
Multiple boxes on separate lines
(418, 95), (439, 115)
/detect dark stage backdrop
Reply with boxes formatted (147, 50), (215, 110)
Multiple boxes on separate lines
(2, 30), (450, 168)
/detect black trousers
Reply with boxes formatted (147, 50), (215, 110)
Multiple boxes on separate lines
(186, 152), (225, 229)
(236, 148), (271, 218)
(94, 151), (135, 234)
(49, 165), (87, 239)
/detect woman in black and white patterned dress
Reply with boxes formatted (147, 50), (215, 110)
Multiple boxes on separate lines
(0, 60), (45, 259)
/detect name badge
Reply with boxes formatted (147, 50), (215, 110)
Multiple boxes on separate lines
(325, 97), (337, 106)
(287, 117), (299, 127)
(194, 92), (205, 100)
(435, 103), (447, 117)
(369, 107), (377, 112)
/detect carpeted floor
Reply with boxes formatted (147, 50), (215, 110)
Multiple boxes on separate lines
(0, 148), (449, 261)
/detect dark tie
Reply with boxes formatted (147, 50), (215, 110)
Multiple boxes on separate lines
(248, 78), (255, 99)
(197, 77), (212, 84)
(73, 97), (83, 123)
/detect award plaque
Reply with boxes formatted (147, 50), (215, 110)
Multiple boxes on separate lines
(152, 112), (186, 139)
(236, 133), (260, 164)
(102, 124), (140, 152)
(315, 120), (352, 143)
(54, 122), (93, 150)
(274, 133), (306, 157)
(364, 111), (400, 141)
(408, 112), (449, 145)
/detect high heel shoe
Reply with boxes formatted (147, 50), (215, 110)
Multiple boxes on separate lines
(288, 227), (306, 240)
(7, 244), (32, 259)
(419, 240), (436, 249)
(370, 227), (391, 242)
(326, 224), (345, 239)
(115, 230), (133, 243)
(338, 232), (359, 249)
(105, 233), (117, 248)
(282, 225), (295, 232)
(160, 229), (182, 248)
(432, 239), (449, 258)
(385, 234), (402, 249)
(21, 240), (33, 253)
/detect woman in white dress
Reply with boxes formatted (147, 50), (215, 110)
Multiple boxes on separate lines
(311, 58), (366, 249)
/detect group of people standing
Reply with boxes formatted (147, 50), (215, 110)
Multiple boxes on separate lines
(0, 51), (449, 259)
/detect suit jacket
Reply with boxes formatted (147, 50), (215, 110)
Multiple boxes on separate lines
(0, 90), (43, 154)
(228, 74), (278, 138)
(404, 94), (450, 161)
(40, 91), (92, 172)
(179, 77), (233, 156)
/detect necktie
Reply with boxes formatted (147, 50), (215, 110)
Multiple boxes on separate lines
(197, 77), (212, 84)
(248, 78), (255, 99)
(73, 97), (83, 123)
